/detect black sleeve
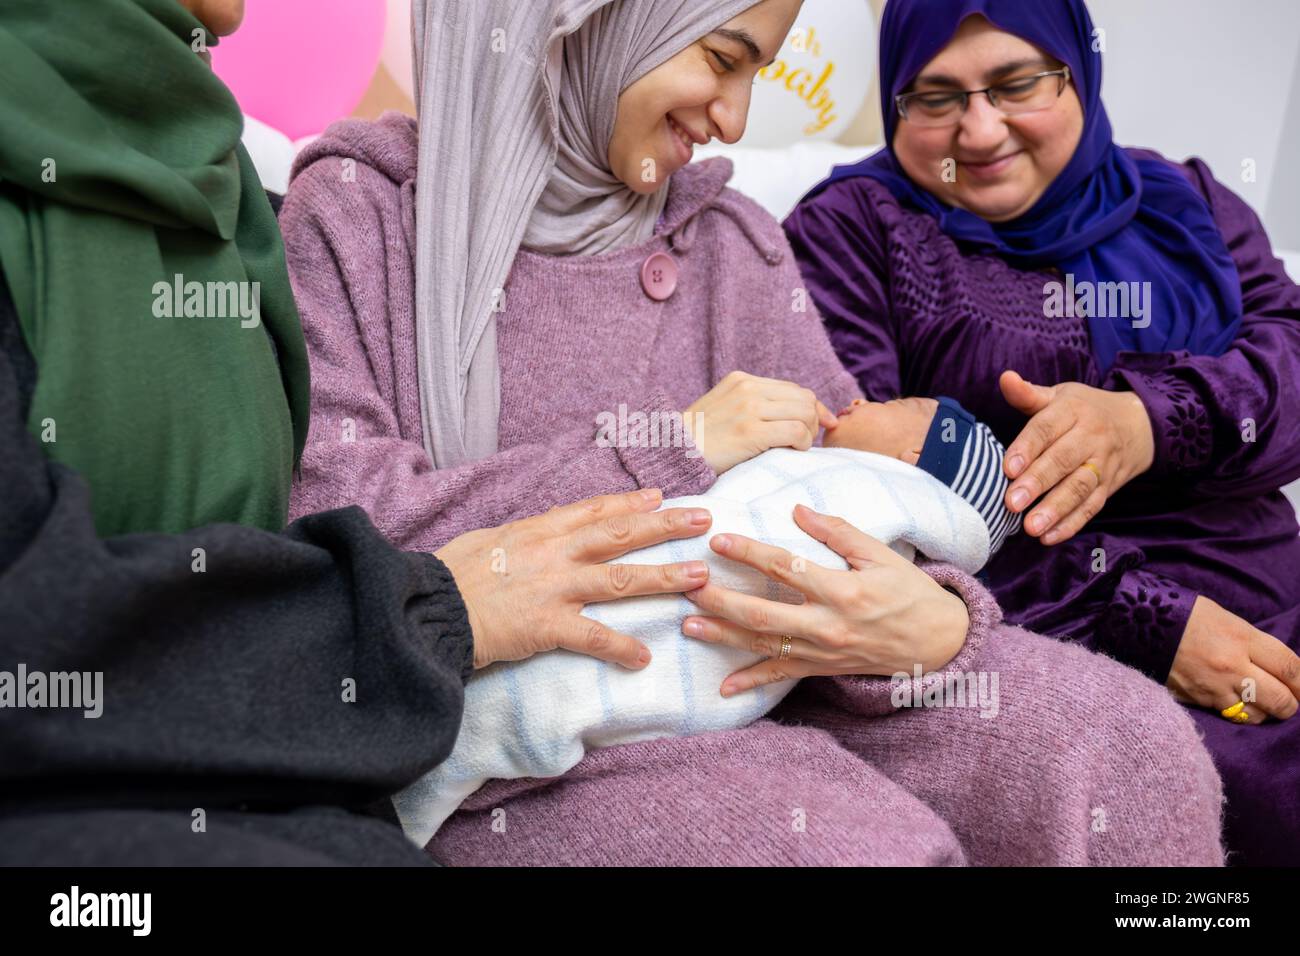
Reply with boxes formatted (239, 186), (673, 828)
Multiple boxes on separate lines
(0, 277), (475, 816)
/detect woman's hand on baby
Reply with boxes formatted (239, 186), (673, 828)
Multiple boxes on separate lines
(683, 371), (838, 475)
(436, 489), (713, 670)
(680, 505), (970, 696)
(999, 370), (1155, 546)
(1166, 595), (1300, 724)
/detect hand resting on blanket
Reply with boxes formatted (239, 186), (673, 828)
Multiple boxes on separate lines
(395, 446), (990, 845)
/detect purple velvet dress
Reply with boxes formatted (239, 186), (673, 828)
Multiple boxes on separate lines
(786, 148), (1300, 865)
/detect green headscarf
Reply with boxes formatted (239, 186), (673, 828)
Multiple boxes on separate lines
(0, 0), (310, 536)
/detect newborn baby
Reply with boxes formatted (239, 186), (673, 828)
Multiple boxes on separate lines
(827, 395), (1019, 553)
(394, 396), (1020, 845)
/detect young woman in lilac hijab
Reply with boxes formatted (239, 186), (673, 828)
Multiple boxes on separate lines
(280, 0), (1229, 866)
(786, 0), (1300, 865)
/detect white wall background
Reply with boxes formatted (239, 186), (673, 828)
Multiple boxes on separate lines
(1267, 55), (1300, 248)
(1079, 0), (1300, 243)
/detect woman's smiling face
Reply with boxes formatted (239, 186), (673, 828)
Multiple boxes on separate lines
(607, 0), (803, 194)
(892, 15), (1084, 223)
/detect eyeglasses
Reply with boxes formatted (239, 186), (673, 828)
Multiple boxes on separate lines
(895, 67), (1072, 128)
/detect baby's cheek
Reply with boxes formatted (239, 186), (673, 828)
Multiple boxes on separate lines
(824, 417), (867, 450)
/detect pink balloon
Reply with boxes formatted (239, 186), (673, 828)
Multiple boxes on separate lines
(381, 0), (415, 103)
(213, 0), (387, 140)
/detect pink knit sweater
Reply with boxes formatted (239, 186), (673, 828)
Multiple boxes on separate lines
(281, 113), (859, 551)
(279, 113), (1224, 866)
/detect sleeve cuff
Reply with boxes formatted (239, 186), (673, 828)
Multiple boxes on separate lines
(608, 390), (717, 498)
(811, 562), (1003, 718)
(419, 553), (477, 684)
(1105, 356), (1214, 478)
(1093, 567), (1195, 684)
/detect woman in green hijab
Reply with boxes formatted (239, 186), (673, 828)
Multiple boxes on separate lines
(0, 0), (717, 866)
(0, 0), (308, 535)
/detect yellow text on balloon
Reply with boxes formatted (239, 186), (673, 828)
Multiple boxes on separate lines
(757, 26), (840, 136)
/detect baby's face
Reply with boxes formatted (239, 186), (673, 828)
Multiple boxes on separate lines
(824, 397), (939, 466)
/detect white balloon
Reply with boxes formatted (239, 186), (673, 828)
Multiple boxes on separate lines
(742, 0), (876, 148)
(381, 0), (415, 102)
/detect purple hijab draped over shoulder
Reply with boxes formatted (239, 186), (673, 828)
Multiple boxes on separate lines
(804, 0), (1243, 373)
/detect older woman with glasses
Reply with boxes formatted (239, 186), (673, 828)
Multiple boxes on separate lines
(786, 0), (1300, 865)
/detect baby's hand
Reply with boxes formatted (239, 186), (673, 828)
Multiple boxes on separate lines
(823, 397), (939, 464)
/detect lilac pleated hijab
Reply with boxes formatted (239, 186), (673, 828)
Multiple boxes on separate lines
(803, 0), (1243, 373)
(411, 0), (757, 468)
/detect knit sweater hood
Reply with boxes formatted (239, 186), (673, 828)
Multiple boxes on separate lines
(294, 112), (421, 195)
(291, 111), (785, 266)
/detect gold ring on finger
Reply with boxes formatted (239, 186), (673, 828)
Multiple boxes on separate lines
(1220, 700), (1250, 723)
(1080, 461), (1102, 481)
(778, 636), (792, 660)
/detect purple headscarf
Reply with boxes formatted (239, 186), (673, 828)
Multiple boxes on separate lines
(803, 0), (1243, 372)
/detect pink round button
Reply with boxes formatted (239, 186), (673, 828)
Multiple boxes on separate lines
(640, 252), (678, 302)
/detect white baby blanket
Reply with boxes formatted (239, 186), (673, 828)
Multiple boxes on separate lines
(394, 447), (991, 845)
